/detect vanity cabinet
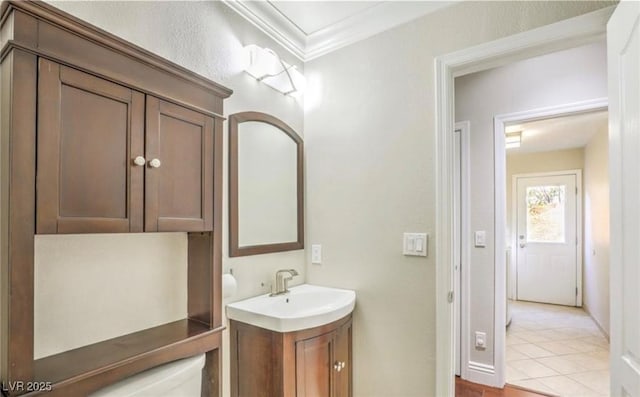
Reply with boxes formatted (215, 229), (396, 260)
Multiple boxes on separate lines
(230, 315), (352, 397)
(36, 60), (214, 234)
(0, 1), (230, 396)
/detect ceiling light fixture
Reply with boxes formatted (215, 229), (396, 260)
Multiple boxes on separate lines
(505, 131), (522, 149)
(244, 44), (305, 97)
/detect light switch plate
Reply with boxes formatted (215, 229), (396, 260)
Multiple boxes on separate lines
(475, 331), (487, 349)
(403, 233), (428, 257)
(311, 244), (322, 264)
(474, 231), (486, 247)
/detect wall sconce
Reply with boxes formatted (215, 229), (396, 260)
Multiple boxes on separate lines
(505, 131), (522, 149)
(244, 44), (306, 97)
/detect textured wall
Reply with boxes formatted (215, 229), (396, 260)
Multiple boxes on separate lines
(583, 127), (610, 336)
(38, 1), (305, 395)
(305, 2), (613, 395)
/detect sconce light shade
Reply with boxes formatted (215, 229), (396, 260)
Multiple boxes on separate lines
(505, 131), (522, 149)
(244, 44), (306, 97)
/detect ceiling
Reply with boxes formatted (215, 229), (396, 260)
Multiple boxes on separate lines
(222, 1), (457, 61)
(506, 110), (608, 154)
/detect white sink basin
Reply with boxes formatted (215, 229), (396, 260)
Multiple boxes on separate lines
(226, 284), (356, 332)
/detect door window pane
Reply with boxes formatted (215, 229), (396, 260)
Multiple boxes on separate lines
(526, 185), (565, 243)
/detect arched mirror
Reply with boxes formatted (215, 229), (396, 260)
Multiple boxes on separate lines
(229, 112), (303, 257)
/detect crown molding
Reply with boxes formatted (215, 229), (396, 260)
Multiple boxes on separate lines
(222, 1), (455, 62)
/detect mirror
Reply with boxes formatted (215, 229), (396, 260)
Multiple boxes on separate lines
(229, 112), (303, 257)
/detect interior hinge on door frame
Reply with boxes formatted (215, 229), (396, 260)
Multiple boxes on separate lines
(576, 287), (578, 296)
(447, 291), (454, 303)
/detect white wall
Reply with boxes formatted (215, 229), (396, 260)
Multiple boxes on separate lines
(583, 127), (610, 336)
(37, 2), (305, 395)
(304, 2), (613, 396)
(454, 40), (607, 369)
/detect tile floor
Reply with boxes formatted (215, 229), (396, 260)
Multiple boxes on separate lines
(506, 300), (610, 397)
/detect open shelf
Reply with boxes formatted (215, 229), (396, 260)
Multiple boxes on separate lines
(33, 319), (222, 395)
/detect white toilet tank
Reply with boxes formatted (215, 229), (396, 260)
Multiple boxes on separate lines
(91, 354), (205, 397)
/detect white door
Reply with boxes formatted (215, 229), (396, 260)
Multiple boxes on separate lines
(608, 1), (640, 395)
(516, 173), (579, 306)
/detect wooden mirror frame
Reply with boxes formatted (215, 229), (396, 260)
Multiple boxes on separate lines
(229, 111), (304, 257)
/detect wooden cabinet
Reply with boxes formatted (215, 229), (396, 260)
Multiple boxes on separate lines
(0, 1), (230, 396)
(230, 315), (353, 397)
(36, 59), (214, 234)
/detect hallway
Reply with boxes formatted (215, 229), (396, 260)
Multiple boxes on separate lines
(506, 301), (609, 396)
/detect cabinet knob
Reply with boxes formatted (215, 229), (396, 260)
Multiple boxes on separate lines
(333, 361), (345, 372)
(133, 156), (146, 166)
(149, 158), (161, 168)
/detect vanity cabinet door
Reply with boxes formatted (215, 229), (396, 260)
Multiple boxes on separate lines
(37, 58), (145, 234)
(333, 320), (352, 397)
(296, 332), (334, 397)
(145, 97), (214, 232)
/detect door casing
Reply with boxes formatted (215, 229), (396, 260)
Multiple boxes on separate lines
(435, 6), (615, 394)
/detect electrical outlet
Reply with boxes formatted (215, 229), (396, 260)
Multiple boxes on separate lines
(475, 331), (487, 350)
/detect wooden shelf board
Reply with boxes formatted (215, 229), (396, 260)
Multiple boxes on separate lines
(33, 319), (220, 389)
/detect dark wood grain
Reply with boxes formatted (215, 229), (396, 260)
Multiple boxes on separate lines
(37, 59), (144, 234)
(145, 97), (213, 232)
(230, 315), (353, 397)
(296, 331), (333, 397)
(334, 318), (352, 397)
(456, 377), (555, 397)
(0, 48), (37, 390)
(228, 111), (304, 257)
(188, 232), (213, 327)
(0, 2), (228, 395)
(33, 320), (222, 396)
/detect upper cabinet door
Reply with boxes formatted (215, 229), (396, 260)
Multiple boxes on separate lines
(145, 97), (214, 232)
(37, 59), (144, 234)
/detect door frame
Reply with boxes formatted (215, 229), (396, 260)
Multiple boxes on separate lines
(498, 97), (607, 308)
(434, 6), (614, 394)
(512, 169), (583, 306)
(453, 121), (471, 378)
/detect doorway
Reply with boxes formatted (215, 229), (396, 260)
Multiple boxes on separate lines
(438, 3), (639, 396)
(440, 10), (606, 387)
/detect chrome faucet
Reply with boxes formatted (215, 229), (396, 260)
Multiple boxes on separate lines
(270, 269), (299, 296)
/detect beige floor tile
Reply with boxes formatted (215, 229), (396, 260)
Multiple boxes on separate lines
(569, 370), (610, 395)
(508, 379), (558, 395)
(579, 336), (610, 349)
(562, 339), (604, 353)
(506, 301), (610, 396)
(510, 343), (556, 358)
(506, 346), (529, 361)
(535, 356), (588, 375)
(536, 341), (581, 355)
(506, 364), (530, 381)
(537, 375), (599, 396)
(561, 353), (609, 371)
(506, 334), (528, 346)
(516, 331), (553, 343)
(509, 359), (560, 378)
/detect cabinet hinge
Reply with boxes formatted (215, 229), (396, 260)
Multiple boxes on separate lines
(447, 291), (454, 303)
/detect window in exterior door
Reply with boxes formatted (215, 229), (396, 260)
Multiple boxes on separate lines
(526, 185), (566, 243)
